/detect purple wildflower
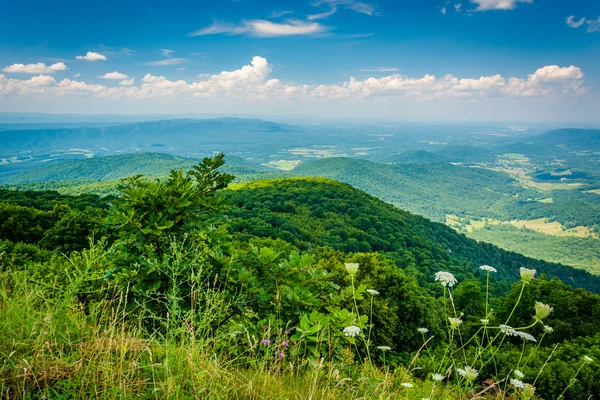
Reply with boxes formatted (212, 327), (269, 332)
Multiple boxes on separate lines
(283, 341), (290, 348)
(262, 339), (271, 345)
(279, 352), (285, 358)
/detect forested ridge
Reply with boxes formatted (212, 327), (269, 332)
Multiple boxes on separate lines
(1, 155), (599, 399)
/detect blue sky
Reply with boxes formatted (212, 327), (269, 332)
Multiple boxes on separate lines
(0, 0), (599, 122)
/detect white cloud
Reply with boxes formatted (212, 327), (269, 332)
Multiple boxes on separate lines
(73, 73), (81, 78)
(161, 49), (175, 57)
(308, 5), (337, 20)
(100, 71), (129, 80)
(75, 52), (107, 61)
(0, 57), (587, 103)
(441, 6), (447, 14)
(190, 19), (328, 37)
(146, 58), (189, 66)
(360, 67), (400, 72)
(589, 17), (600, 33)
(567, 15), (600, 33)
(250, 20), (328, 37)
(3, 62), (67, 74)
(470, 0), (532, 11)
(566, 15), (586, 28)
(455, 3), (462, 12)
(269, 10), (294, 18)
(313, 0), (377, 16)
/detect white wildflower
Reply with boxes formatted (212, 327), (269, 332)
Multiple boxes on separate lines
(584, 355), (593, 363)
(401, 382), (413, 388)
(417, 327), (429, 334)
(480, 319), (489, 325)
(543, 325), (553, 333)
(431, 373), (445, 381)
(519, 267), (536, 282)
(500, 324), (518, 337)
(377, 346), (391, 351)
(510, 379), (525, 390)
(345, 263), (359, 276)
(523, 384), (536, 397)
(457, 366), (478, 381)
(343, 326), (361, 338)
(534, 302), (553, 320)
(448, 317), (463, 329)
(480, 265), (497, 273)
(515, 331), (537, 342)
(435, 271), (457, 287)
(514, 370), (525, 379)
(366, 289), (380, 296)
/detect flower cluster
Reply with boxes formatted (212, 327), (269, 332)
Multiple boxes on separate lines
(499, 324), (518, 337)
(377, 346), (391, 351)
(479, 265), (497, 273)
(510, 378), (525, 390)
(480, 319), (490, 325)
(366, 289), (380, 296)
(535, 302), (553, 320)
(431, 373), (445, 381)
(448, 317), (463, 329)
(514, 370), (525, 379)
(515, 331), (537, 343)
(543, 325), (554, 333)
(417, 327), (429, 334)
(345, 263), (359, 276)
(519, 267), (536, 282)
(343, 326), (361, 337)
(435, 271), (457, 287)
(457, 366), (478, 381)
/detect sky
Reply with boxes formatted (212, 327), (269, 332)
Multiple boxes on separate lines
(0, 0), (599, 122)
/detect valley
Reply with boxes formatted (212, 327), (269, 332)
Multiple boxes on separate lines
(1, 117), (600, 274)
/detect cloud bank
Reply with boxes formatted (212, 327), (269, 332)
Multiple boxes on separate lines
(0, 56), (587, 103)
(3, 62), (67, 74)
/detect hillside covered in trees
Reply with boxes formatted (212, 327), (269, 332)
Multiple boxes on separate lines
(1, 155), (599, 398)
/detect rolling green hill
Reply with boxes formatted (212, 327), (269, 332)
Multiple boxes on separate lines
(3, 152), (599, 273)
(224, 178), (600, 293)
(292, 157), (523, 221)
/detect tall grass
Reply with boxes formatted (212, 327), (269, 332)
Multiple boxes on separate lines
(0, 247), (595, 399)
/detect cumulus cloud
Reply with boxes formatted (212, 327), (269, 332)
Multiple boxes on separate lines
(75, 52), (107, 61)
(190, 19), (328, 37)
(99, 71), (129, 80)
(470, 0), (532, 11)
(567, 15), (600, 33)
(3, 62), (67, 74)
(0, 57), (587, 103)
(441, 7), (447, 14)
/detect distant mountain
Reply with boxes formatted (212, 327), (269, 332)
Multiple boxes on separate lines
(0, 153), (279, 185)
(534, 129), (600, 150)
(0, 118), (299, 161)
(387, 150), (448, 164)
(226, 177), (600, 293)
(435, 145), (498, 163)
(502, 129), (600, 157)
